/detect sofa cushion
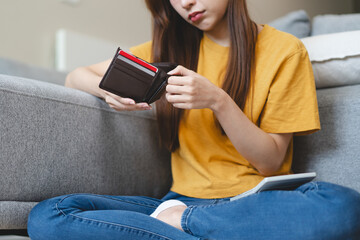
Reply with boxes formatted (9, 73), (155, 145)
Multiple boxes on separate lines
(301, 31), (360, 89)
(268, 10), (311, 38)
(0, 201), (37, 229)
(312, 13), (360, 36)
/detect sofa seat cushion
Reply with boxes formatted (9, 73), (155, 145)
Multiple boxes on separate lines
(0, 201), (37, 229)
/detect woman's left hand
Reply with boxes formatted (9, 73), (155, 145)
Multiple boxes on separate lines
(166, 65), (224, 110)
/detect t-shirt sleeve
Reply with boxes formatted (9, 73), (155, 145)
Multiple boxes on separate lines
(259, 47), (321, 136)
(129, 41), (153, 63)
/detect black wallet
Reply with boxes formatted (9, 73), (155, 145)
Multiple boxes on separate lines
(99, 48), (177, 104)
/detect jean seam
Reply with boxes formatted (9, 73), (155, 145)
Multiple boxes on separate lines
(55, 200), (172, 240)
(310, 181), (319, 191)
(57, 193), (159, 210)
(181, 206), (194, 235)
(187, 200), (230, 210)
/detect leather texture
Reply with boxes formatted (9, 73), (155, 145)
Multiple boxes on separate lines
(99, 48), (177, 104)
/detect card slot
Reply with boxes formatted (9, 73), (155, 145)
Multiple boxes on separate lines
(117, 54), (156, 76)
(101, 65), (151, 102)
(114, 58), (155, 81)
(113, 64), (154, 85)
(119, 50), (158, 73)
(110, 65), (151, 89)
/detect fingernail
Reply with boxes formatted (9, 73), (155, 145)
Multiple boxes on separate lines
(129, 100), (135, 105)
(143, 104), (152, 110)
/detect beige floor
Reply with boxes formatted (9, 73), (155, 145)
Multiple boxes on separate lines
(0, 236), (30, 240)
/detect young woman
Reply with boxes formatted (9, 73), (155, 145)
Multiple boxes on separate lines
(27, 0), (360, 239)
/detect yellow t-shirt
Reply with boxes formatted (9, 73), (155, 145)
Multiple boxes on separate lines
(130, 25), (320, 199)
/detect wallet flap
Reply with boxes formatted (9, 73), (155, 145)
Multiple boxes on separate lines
(99, 48), (177, 104)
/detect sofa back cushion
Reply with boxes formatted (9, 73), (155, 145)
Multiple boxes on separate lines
(312, 13), (360, 36)
(301, 31), (360, 89)
(268, 10), (311, 38)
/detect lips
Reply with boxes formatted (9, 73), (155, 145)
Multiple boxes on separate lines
(188, 11), (205, 22)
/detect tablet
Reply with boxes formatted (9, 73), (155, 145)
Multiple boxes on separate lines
(230, 172), (317, 201)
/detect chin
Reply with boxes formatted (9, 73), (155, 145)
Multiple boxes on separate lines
(193, 22), (214, 32)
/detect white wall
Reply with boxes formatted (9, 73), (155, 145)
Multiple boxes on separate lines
(0, 0), (356, 70)
(0, 0), (152, 70)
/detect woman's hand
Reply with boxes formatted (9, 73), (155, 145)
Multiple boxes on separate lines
(104, 91), (152, 111)
(166, 66), (224, 110)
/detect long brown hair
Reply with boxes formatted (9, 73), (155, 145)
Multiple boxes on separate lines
(145, 0), (258, 152)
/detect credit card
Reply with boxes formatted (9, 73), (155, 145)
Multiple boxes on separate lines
(117, 55), (155, 76)
(118, 50), (158, 76)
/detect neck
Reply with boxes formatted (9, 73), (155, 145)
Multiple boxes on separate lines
(204, 17), (230, 47)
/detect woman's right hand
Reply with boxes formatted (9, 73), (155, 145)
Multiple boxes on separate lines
(104, 91), (152, 111)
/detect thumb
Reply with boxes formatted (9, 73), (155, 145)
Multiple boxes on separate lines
(167, 65), (194, 76)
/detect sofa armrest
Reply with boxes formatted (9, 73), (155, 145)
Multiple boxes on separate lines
(293, 84), (360, 193)
(0, 74), (171, 202)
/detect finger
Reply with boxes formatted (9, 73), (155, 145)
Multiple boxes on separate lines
(104, 91), (136, 105)
(166, 84), (190, 94)
(172, 102), (191, 109)
(105, 95), (119, 106)
(105, 95), (129, 110)
(167, 65), (194, 76)
(166, 93), (192, 103)
(167, 75), (193, 86)
(122, 102), (152, 111)
(108, 103), (126, 111)
(110, 103), (152, 112)
(106, 96), (151, 111)
(135, 102), (152, 110)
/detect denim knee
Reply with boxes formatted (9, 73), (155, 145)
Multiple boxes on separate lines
(27, 195), (68, 240)
(302, 182), (360, 238)
(330, 183), (360, 238)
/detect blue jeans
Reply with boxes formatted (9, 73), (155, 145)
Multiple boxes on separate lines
(27, 182), (360, 240)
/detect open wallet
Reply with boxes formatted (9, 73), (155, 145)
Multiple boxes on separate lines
(99, 48), (178, 104)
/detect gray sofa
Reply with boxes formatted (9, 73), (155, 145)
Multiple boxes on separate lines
(1, 11), (360, 234)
